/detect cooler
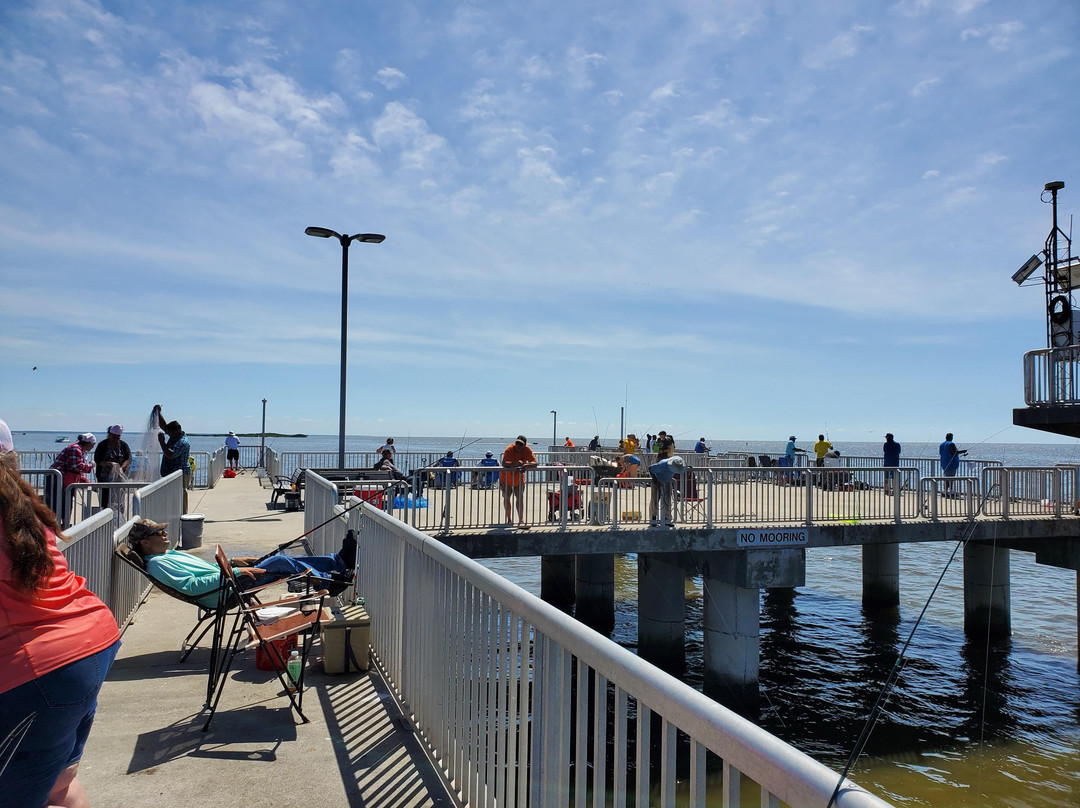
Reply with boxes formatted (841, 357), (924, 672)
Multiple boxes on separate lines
(255, 635), (297, 671)
(321, 604), (371, 674)
(589, 491), (611, 523)
(355, 485), (386, 509)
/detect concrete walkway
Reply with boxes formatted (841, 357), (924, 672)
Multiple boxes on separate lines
(78, 473), (454, 808)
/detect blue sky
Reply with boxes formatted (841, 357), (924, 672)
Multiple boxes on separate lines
(2, 0), (1079, 445)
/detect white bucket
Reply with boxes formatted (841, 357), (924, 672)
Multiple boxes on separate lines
(180, 513), (205, 549)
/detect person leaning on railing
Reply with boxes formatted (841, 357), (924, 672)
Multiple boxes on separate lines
(500, 435), (538, 529)
(0, 418), (121, 808)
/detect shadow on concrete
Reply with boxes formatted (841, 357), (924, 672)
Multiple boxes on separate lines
(317, 667), (458, 807)
(127, 706), (296, 773)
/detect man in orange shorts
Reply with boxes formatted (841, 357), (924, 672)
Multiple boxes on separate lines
(500, 435), (538, 528)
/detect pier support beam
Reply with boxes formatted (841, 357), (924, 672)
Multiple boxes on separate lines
(862, 543), (900, 609)
(575, 554), (614, 635)
(699, 549), (805, 714)
(637, 554), (686, 675)
(540, 555), (576, 611)
(963, 543), (1011, 639)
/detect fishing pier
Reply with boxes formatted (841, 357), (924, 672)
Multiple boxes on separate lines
(256, 446), (1080, 712)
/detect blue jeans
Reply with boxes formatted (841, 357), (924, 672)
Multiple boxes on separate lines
(0, 639), (120, 808)
(244, 552), (346, 589)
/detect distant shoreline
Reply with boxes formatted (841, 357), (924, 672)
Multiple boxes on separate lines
(188, 432), (308, 438)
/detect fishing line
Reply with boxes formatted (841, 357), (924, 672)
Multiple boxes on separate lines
(826, 492), (991, 808)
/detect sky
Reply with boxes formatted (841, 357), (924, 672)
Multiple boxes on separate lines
(2, 0), (1079, 446)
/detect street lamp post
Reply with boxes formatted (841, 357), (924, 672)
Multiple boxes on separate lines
(550, 410), (556, 449)
(305, 226), (386, 469)
(260, 398), (267, 468)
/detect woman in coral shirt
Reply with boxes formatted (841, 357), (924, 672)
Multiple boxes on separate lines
(0, 419), (120, 808)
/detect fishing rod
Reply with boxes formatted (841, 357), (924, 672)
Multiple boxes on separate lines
(257, 497), (365, 560)
(825, 503), (990, 808)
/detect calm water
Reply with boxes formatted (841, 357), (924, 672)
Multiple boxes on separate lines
(20, 431), (1080, 807)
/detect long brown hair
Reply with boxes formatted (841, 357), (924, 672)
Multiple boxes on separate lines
(0, 451), (58, 592)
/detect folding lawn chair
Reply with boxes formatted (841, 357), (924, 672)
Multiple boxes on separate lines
(202, 546), (328, 732)
(114, 543), (230, 665)
(676, 469), (706, 522)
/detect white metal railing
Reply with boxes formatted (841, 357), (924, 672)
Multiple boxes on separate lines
(207, 447), (226, 488)
(63, 482), (143, 529)
(1024, 346), (1080, 405)
(304, 471), (345, 555)
(60, 512), (150, 632)
(19, 468), (62, 518)
(353, 502), (893, 808)
(309, 464), (1080, 533)
(133, 471), (184, 542)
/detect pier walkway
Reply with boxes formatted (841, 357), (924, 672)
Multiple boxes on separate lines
(77, 474), (452, 808)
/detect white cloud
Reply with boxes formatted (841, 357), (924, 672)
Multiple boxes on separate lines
(376, 67), (408, 89)
(961, 21), (1023, 51)
(649, 81), (680, 102)
(911, 77), (941, 97)
(804, 24), (873, 69)
(371, 101), (451, 172)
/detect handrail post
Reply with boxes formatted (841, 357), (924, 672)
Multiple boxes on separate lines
(805, 469), (812, 527)
(611, 481), (620, 531)
(560, 469), (569, 531)
(1054, 468), (1063, 518)
(706, 469), (714, 528)
(892, 471), (901, 524)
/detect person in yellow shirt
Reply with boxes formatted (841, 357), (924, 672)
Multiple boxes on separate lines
(813, 434), (833, 467)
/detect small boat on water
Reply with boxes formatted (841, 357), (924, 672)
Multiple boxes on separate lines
(55, 435), (68, 442)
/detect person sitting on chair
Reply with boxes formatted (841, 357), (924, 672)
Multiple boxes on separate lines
(373, 449), (410, 487)
(128, 519), (356, 607)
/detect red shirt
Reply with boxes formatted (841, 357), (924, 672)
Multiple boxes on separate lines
(0, 523), (119, 694)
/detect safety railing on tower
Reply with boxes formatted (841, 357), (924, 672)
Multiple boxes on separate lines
(1023, 347), (1080, 405)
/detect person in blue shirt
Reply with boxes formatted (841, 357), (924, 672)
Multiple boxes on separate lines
(129, 519), (355, 607)
(435, 450), (461, 487)
(224, 431), (241, 470)
(883, 433), (901, 494)
(784, 436), (806, 466)
(694, 438), (710, 454)
(648, 455), (685, 527)
(156, 406), (192, 512)
(474, 451), (500, 488)
(938, 432), (966, 493)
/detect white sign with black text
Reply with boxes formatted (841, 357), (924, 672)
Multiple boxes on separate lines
(736, 528), (808, 547)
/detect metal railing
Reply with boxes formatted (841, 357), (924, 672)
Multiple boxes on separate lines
(351, 501), (892, 808)
(341, 463), (1080, 532)
(304, 471), (345, 556)
(1024, 346), (1080, 405)
(133, 471), (184, 543)
(63, 482), (143, 529)
(60, 512), (151, 632)
(19, 468), (62, 518)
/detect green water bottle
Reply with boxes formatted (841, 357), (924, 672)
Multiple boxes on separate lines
(286, 649), (301, 690)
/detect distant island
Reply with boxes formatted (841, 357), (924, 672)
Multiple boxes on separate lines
(189, 432), (308, 438)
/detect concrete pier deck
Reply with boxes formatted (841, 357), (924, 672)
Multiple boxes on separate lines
(77, 474), (453, 808)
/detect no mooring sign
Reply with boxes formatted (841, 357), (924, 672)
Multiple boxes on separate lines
(736, 528), (808, 547)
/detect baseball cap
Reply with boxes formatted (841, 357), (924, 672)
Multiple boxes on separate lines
(0, 418), (13, 453)
(515, 435), (527, 445)
(485, 451), (493, 457)
(108, 424), (123, 436)
(789, 436), (796, 441)
(128, 518), (168, 547)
